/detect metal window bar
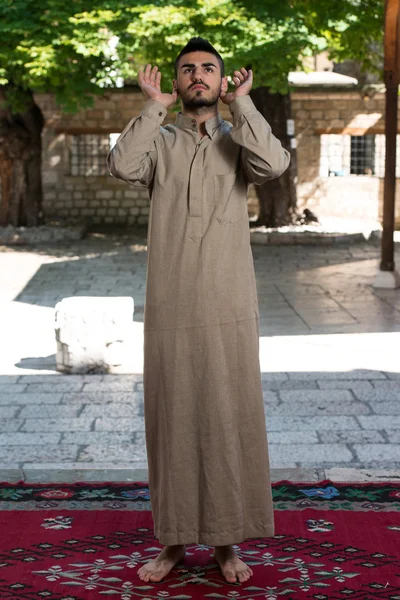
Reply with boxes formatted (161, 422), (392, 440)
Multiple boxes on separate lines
(350, 135), (375, 175)
(320, 133), (392, 178)
(70, 134), (120, 176)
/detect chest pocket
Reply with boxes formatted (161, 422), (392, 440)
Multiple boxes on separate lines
(214, 171), (249, 224)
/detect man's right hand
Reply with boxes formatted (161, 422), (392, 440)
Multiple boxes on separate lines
(138, 64), (178, 108)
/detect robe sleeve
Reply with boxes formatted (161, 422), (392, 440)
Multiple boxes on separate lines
(228, 95), (291, 185)
(107, 98), (168, 188)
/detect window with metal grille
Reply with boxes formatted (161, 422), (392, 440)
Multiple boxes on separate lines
(70, 133), (120, 176)
(320, 134), (391, 178)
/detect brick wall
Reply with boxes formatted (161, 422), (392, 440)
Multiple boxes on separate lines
(291, 90), (392, 224)
(35, 88), (397, 227)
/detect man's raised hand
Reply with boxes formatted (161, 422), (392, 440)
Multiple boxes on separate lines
(220, 67), (253, 105)
(138, 64), (178, 108)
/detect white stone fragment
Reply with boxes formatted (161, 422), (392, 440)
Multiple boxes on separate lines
(54, 296), (135, 374)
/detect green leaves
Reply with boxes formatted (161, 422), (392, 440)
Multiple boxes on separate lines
(0, 0), (384, 113)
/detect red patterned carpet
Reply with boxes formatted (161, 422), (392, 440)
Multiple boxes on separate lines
(0, 479), (399, 599)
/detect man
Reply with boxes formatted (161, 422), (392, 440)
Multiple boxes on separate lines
(107, 37), (290, 585)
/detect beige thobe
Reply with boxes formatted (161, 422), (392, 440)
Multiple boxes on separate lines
(107, 95), (290, 546)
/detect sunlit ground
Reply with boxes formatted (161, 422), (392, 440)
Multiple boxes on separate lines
(1, 299), (399, 377)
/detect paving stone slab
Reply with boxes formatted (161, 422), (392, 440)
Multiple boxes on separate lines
(0, 384), (28, 393)
(0, 418), (25, 433)
(260, 373), (289, 382)
(25, 382), (85, 393)
(267, 431), (319, 444)
(369, 402), (400, 415)
(269, 443), (353, 465)
(18, 405), (82, 418)
(352, 389), (400, 403)
(22, 467), (149, 483)
(383, 372), (400, 379)
(0, 376), (21, 384)
(318, 430), (386, 444)
(371, 380), (400, 389)
(18, 374), (103, 384)
(0, 406), (20, 417)
(21, 418), (95, 432)
(21, 461), (149, 472)
(266, 416), (361, 431)
(353, 444), (400, 462)
(80, 404), (141, 418)
(77, 444), (147, 462)
(279, 390), (354, 403)
(266, 401), (370, 416)
(316, 381), (374, 391)
(288, 370), (387, 380)
(61, 432), (134, 445)
(94, 417), (145, 431)
(385, 430), (400, 443)
(270, 468), (323, 482)
(357, 415), (400, 429)
(102, 374), (143, 383)
(262, 391), (280, 404)
(83, 382), (136, 392)
(0, 393), (64, 405)
(324, 468), (400, 482)
(62, 392), (143, 404)
(0, 469), (23, 482)
(262, 380), (319, 390)
(0, 433), (62, 445)
(0, 445), (79, 462)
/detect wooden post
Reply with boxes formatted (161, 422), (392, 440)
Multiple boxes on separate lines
(374, 0), (400, 288)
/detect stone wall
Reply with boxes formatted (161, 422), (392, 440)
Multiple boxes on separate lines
(291, 90), (390, 223)
(35, 88), (396, 227)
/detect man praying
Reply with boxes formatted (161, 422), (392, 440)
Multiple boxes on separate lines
(107, 36), (290, 585)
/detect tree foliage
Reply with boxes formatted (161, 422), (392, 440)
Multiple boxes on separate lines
(111, 0), (383, 94)
(0, 0), (122, 112)
(0, 0), (384, 115)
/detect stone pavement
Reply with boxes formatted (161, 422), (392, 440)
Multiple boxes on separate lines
(0, 230), (400, 481)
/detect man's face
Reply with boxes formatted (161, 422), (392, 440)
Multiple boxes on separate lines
(174, 51), (228, 110)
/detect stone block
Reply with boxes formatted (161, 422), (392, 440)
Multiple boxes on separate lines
(54, 296), (136, 374)
(96, 190), (114, 199)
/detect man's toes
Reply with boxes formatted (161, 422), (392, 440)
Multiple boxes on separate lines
(238, 571), (248, 582)
(224, 569), (237, 582)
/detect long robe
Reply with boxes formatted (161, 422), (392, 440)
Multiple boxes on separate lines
(108, 95), (290, 546)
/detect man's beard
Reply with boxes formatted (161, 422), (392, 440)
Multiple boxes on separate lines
(180, 86), (220, 111)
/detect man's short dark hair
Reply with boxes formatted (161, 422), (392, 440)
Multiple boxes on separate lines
(174, 37), (224, 77)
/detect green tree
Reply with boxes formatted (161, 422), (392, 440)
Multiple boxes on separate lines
(0, 0), (383, 227)
(111, 0), (383, 226)
(0, 0), (120, 225)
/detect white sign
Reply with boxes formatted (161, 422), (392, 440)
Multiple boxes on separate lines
(287, 119), (295, 136)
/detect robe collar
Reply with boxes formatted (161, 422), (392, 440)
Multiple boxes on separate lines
(175, 111), (223, 138)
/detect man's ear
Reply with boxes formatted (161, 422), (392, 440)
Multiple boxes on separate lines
(221, 76), (229, 93)
(172, 79), (179, 95)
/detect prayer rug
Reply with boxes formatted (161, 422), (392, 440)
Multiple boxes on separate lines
(0, 479), (399, 599)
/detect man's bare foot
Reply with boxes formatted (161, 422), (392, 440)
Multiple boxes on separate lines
(137, 544), (186, 582)
(213, 545), (253, 583)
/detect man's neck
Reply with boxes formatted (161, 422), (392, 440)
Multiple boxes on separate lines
(181, 105), (219, 137)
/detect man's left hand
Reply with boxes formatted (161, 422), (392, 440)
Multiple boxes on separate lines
(219, 67), (253, 105)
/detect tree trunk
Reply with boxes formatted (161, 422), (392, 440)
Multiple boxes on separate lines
(249, 86), (298, 227)
(0, 87), (44, 227)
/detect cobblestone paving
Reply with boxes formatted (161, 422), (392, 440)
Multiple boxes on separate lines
(1, 230), (400, 475)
